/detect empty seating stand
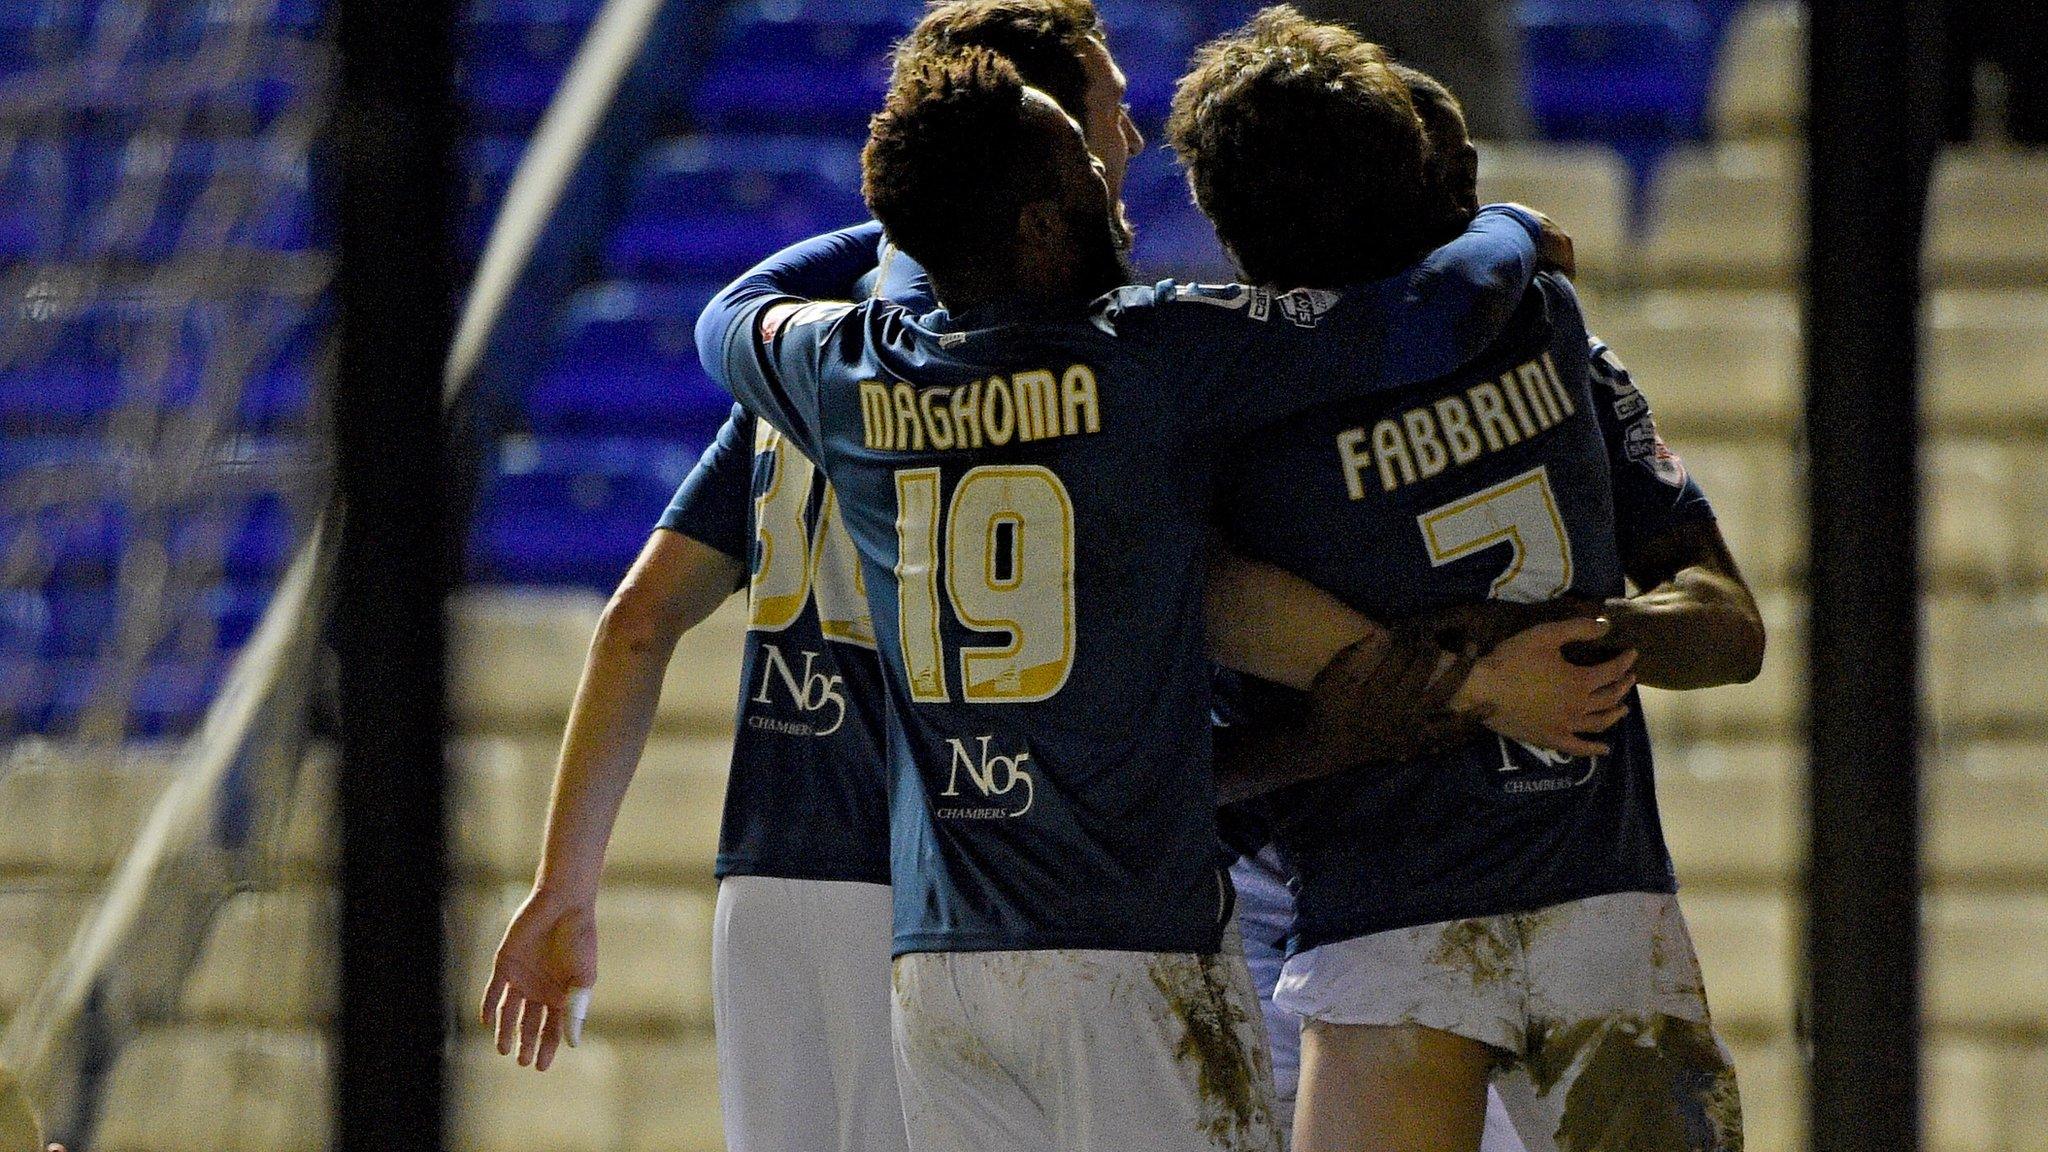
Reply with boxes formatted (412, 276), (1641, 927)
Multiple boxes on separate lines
(0, 882), (93, 1031)
(605, 136), (867, 280)
(688, 0), (920, 135)
(1641, 140), (1802, 285)
(1476, 143), (1635, 280)
(27, 3), (2047, 1149)
(1708, 0), (1804, 139)
(1926, 290), (2048, 429)
(1122, 149), (1233, 282)
(1929, 150), (2048, 287)
(531, 281), (734, 435)
(470, 434), (718, 588)
(94, 1028), (330, 1152)
(459, 0), (606, 132)
(1517, 0), (1716, 176)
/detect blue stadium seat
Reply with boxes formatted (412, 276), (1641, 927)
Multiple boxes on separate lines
(43, 655), (223, 737)
(1123, 150), (1232, 281)
(196, 581), (272, 651)
(32, 3), (317, 123)
(460, 134), (525, 257)
(530, 281), (734, 437)
(0, 590), (53, 659)
(40, 584), (114, 658)
(1100, 3), (1201, 124)
(1, 292), (169, 421)
(0, 291), (324, 433)
(0, 2), (86, 82)
(0, 580), (269, 662)
(238, 358), (321, 430)
(154, 0), (328, 54)
(0, 137), (65, 260)
(0, 502), (127, 579)
(1519, 0), (1715, 156)
(471, 435), (713, 587)
(71, 134), (318, 259)
(1195, 0), (1265, 37)
(0, 653), (54, 733)
(167, 492), (300, 579)
(0, 435), (118, 484)
(0, 497), (300, 585)
(0, 369), (131, 432)
(458, 0), (602, 131)
(268, 0), (327, 36)
(690, 0), (920, 133)
(605, 136), (867, 278)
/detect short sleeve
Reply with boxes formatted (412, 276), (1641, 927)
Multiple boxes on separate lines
(1587, 335), (1717, 565)
(656, 404), (755, 561)
(696, 225), (884, 462)
(705, 295), (854, 464)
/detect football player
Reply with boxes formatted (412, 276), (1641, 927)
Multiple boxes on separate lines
(1169, 11), (1766, 1151)
(480, 10), (1143, 1152)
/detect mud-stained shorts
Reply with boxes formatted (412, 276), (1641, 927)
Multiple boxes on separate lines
(1274, 891), (1743, 1152)
(891, 930), (1284, 1152)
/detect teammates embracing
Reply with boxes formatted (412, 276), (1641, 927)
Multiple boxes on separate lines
(483, 6), (1763, 1152)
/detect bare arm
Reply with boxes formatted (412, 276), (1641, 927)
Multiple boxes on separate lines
(536, 530), (745, 897)
(1206, 552), (1378, 690)
(1204, 554), (1635, 803)
(483, 529), (743, 1070)
(1586, 520), (1766, 690)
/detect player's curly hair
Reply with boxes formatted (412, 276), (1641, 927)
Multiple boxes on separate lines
(863, 47), (1059, 291)
(893, 0), (1104, 123)
(1166, 5), (1431, 287)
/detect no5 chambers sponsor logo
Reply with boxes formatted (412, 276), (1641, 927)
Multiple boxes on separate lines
(937, 735), (1035, 819)
(747, 643), (847, 737)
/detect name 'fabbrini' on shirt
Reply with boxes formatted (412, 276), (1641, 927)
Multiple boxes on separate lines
(1214, 273), (1718, 951)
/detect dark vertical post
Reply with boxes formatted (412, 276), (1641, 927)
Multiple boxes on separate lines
(334, 0), (458, 1146)
(1805, 2), (1942, 1150)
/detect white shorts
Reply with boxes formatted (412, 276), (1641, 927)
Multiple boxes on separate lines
(890, 930), (1283, 1152)
(1232, 847), (1300, 1116)
(1276, 891), (1742, 1151)
(1233, 848), (1528, 1152)
(712, 875), (909, 1152)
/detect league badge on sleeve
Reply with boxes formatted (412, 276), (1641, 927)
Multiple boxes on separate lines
(1624, 422), (1689, 488)
(1276, 287), (1342, 329)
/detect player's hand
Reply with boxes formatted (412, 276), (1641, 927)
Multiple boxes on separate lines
(1501, 202), (1576, 278)
(481, 886), (598, 1072)
(1306, 625), (1485, 763)
(1453, 617), (1636, 757)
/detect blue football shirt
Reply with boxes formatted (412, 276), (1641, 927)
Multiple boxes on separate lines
(697, 209), (1546, 955)
(1213, 273), (1718, 950)
(658, 403), (894, 884)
